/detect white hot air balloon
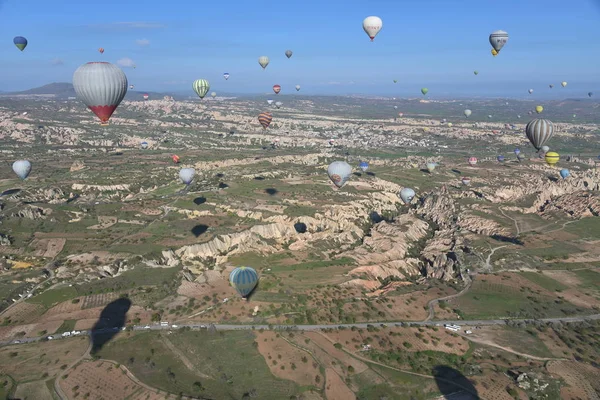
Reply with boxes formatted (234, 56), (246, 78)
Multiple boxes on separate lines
(258, 56), (270, 70)
(464, 109), (472, 118)
(295, 85), (301, 91)
(211, 92), (217, 98)
(179, 168), (195, 185)
(327, 161), (352, 188)
(275, 101), (282, 109)
(399, 188), (415, 205)
(12, 160), (32, 180)
(528, 89), (534, 94)
(489, 30), (509, 53)
(561, 81), (567, 87)
(72, 62), (128, 125)
(362, 16), (383, 41)
(267, 99), (274, 105)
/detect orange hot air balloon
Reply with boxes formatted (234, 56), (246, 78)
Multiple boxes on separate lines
(273, 85), (281, 94)
(172, 155), (180, 164)
(258, 112), (273, 129)
(98, 48), (104, 54)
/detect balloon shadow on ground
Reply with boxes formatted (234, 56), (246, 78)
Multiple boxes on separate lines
(90, 297), (131, 355)
(191, 224), (209, 237)
(353, 172), (362, 177)
(366, 172), (376, 177)
(420, 168), (430, 173)
(0, 188), (21, 197)
(193, 196), (206, 205)
(491, 234), (524, 245)
(264, 188), (278, 196)
(547, 176), (559, 182)
(432, 365), (480, 399)
(452, 169), (461, 174)
(254, 176), (265, 181)
(218, 182), (229, 189)
(216, 173), (225, 178)
(369, 211), (394, 224)
(294, 222), (307, 233)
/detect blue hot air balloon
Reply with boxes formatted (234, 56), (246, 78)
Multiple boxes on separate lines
(560, 169), (570, 179)
(359, 161), (369, 172)
(497, 155), (505, 163)
(514, 148), (520, 156)
(229, 267), (259, 298)
(13, 36), (27, 51)
(223, 72), (230, 80)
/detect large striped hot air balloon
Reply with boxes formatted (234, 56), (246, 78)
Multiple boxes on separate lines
(525, 118), (554, 151)
(229, 267), (259, 298)
(192, 79), (210, 99)
(72, 62), (128, 125)
(545, 152), (560, 166)
(273, 85), (281, 94)
(258, 112), (272, 129)
(13, 36), (27, 51)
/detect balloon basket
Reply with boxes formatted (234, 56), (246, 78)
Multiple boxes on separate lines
(100, 122), (109, 126)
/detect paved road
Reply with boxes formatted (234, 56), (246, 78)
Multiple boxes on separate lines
(2, 313), (598, 347)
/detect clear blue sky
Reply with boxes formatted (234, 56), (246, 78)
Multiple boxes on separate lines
(1, 0), (599, 98)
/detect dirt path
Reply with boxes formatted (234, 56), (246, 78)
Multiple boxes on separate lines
(160, 334), (212, 379)
(463, 335), (568, 361)
(54, 338), (93, 399)
(425, 280), (473, 321)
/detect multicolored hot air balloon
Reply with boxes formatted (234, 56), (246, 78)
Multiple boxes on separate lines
(223, 72), (230, 80)
(258, 56), (270, 69)
(468, 157), (477, 166)
(545, 152), (560, 166)
(273, 85), (281, 94)
(327, 161), (352, 188)
(12, 160), (31, 180)
(140, 141), (148, 149)
(295, 85), (301, 91)
(192, 79), (210, 99)
(172, 155), (180, 164)
(489, 30), (508, 53)
(143, 93), (149, 100)
(362, 16), (382, 41)
(421, 88), (429, 95)
(179, 168), (195, 185)
(560, 169), (570, 179)
(258, 112), (272, 129)
(526, 119), (554, 151)
(359, 161), (369, 172)
(98, 48), (104, 54)
(535, 105), (543, 114)
(13, 36), (27, 51)
(399, 188), (415, 205)
(229, 267), (259, 299)
(72, 62), (128, 125)
(285, 50), (293, 58)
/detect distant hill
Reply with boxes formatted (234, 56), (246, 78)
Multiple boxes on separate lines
(7, 82), (77, 97)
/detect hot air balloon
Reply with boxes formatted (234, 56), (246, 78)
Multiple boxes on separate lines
(461, 177), (471, 185)
(211, 92), (217, 98)
(223, 72), (230, 80)
(362, 16), (382, 41)
(474, 71), (478, 75)
(526, 119), (554, 151)
(129, 85), (134, 89)
(421, 88), (429, 95)
(267, 99), (274, 105)
(488, 115), (493, 119)
(528, 89), (534, 94)
(426, 162), (436, 173)
(588, 92), (593, 97)
(275, 101), (282, 109)
(143, 93), (149, 100)
(398, 112), (403, 117)
(447, 123), (453, 127)
(399, 188), (415, 205)
(179, 168), (195, 185)
(98, 47), (104, 54)
(491, 49), (498, 57)
(517, 153), (525, 162)
(13, 36), (28, 51)
(327, 161), (352, 188)
(140, 141), (148, 149)
(329, 139), (335, 146)
(285, 50), (293, 58)
(258, 112), (272, 129)
(273, 85), (281, 94)
(561, 82), (567, 87)
(192, 79), (210, 99)
(464, 109), (472, 118)
(489, 30), (508, 53)
(468, 157), (477, 166)
(359, 161), (369, 172)
(172, 155), (180, 164)
(517, 115), (521, 119)
(12, 160), (31, 180)
(514, 148), (521, 156)
(545, 152), (560, 166)
(258, 56), (270, 69)
(535, 105), (543, 114)
(295, 85), (301, 91)
(560, 169), (570, 179)
(229, 267), (259, 299)
(541, 145), (550, 153)
(497, 155), (505, 163)
(549, 84), (554, 89)
(394, 106), (398, 110)
(72, 62), (128, 125)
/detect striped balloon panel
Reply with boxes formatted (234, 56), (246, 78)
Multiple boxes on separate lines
(525, 119), (554, 150)
(229, 267), (259, 297)
(193, 79), (210, 99)
(258, 112), (272, 128)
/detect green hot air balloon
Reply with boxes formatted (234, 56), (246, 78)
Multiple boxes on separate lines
(393, 80), (398, 83)
(192, 79), (210, 99)
(230, 267), (259, 298)
(13, 36), (27, 51)
(474, 71), (479, 75)
(421, 88), (429, 95)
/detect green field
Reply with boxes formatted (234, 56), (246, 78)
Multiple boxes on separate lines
(520, 271), (568, 292)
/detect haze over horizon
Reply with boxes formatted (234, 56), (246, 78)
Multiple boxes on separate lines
(0, 0), (599, 98)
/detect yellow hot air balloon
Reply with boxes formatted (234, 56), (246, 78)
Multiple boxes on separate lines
(545, 152), (560, 166)
(535, 105), (543, 114)
(491, 49), (498, 57)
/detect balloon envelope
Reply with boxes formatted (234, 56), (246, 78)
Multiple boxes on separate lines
(327, 161), (352, 188)
(541, 145), (550, 153)
(223, 72), (230, 80)
(141, 141), (148, 149)
(258, 56), (270, 69)
(295, 85), (301, 91)
(362, 16), (383, 41)
(535, 106), (543, 114)
(275, 101), (282, 109)
(421, 88), (429, 95)
(497, 155), (505, 162)
(179, 168), (195, 185)
(273, 85), (281, 94)
(561, 82), (567, 87)
(72, 62), (128, 124)
(560, 169), (570, 179)
(468, 157), (477, 166)
(12, 160), (31, 180)
(461, 177), (471, 185)
(489, 30), (508, 52)
(13, 36), (27, 51)
(229, 267), (259, 298)
(359, 161), (369, 172)
(193, 79), (210, 99)
(399, 188), (415, 205)
(285, 50), (293, 58)
(545, 152), (560, 166)
(464, 109), (472, 118)
(258, 112), (273, 129)
(426, 162), (436, 172)
(526, 119), (554, 151)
